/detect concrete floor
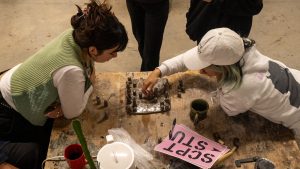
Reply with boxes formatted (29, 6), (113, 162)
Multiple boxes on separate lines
(1, 0), (299, 73)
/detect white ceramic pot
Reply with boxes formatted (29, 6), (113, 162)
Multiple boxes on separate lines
(97, 135), (135, 169)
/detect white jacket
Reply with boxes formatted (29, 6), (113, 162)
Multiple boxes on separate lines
(158, 46), (300, 135)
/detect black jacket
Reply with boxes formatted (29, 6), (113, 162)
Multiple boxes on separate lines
(127, 0), (167, 3)
(186, 0), (263, 42)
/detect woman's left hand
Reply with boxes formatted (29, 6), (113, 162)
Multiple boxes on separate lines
(45, 105), (63, 118)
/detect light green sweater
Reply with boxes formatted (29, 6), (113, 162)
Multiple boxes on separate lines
(11, 29), (90, 126)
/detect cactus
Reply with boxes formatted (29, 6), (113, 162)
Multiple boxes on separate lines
(72, 119), (96, 169)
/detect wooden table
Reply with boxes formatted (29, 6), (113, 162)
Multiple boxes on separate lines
(45, 71), (300, 169)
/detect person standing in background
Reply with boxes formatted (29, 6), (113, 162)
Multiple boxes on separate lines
(186, 0), (263, 44)
(126, 0), (169, 71)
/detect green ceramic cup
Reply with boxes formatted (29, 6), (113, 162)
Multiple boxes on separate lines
(190, 99), (209, 125)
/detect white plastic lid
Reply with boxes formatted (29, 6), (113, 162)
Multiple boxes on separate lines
(106, 135), (114, 143)
(97, 142), (134, 169)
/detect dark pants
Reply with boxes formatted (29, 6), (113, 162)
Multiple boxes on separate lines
(0, 93), (53, 169)
(126, 0), (169, 71)
(0, 141), (40, 169)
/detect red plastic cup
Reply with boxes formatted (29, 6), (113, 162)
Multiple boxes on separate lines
(64, 144), (86, 169)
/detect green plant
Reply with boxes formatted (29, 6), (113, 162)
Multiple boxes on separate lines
(72, 119), (96, 169)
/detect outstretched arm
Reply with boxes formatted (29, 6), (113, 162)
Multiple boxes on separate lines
(142, 47), (192, 94)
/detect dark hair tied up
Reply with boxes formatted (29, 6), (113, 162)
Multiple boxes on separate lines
(71, 5), (85, 29)
(70, 0), (128, 53)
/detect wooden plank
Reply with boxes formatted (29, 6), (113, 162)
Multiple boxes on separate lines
(45, 71), (300, 169)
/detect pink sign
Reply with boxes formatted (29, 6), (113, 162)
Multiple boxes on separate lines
(154, 124), (229, 169)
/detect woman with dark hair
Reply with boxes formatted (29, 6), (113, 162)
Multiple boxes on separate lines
(0, 1), (128, 168)
(143, 28), (300, 140)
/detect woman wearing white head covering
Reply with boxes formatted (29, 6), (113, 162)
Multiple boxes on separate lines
(143, 27), (300, 139)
